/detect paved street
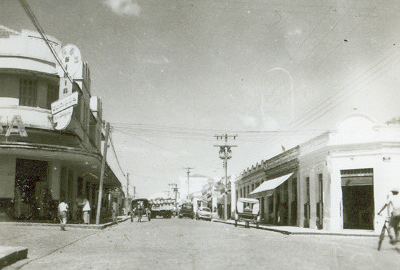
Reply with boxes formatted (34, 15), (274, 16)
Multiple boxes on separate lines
(1, 218), (400, 270)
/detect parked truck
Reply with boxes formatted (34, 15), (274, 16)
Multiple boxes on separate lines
(149, 198), (175, 218)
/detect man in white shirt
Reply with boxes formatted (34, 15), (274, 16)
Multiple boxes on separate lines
(379, 187), (400, 244)
(82, 198), (91, 224)
(58, 199), (69, 231)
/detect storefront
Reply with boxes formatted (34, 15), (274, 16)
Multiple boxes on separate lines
(235, 114), (400, 232)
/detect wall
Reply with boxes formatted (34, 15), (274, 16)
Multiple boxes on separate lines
(0, 155), (16, 198)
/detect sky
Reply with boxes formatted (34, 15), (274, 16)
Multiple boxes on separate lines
(2, 0), (400, 197)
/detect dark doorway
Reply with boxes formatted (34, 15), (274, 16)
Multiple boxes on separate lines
(14, 159), (48, 219)
(342, 185), (374, 229)
(341, 168), (374, 230)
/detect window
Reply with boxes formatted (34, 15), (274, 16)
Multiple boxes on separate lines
(19, 79), (37, 106)
(305, 177), (310, 203)
(46, 84), (58, 109)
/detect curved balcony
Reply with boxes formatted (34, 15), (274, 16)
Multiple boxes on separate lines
(0, 98), (53, 130)
(0, 29), (60, 75)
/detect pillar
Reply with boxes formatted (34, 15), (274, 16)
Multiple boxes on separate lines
(309, 169), (317, 229)
(272, 192), (277, 224)
(288, 178), (293, 225)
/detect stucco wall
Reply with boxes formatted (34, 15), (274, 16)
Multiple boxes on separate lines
(0, 155), (16, 198)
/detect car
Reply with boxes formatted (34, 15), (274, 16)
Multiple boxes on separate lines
(178, 203), (194, 219)
(196, 207), (212, 221)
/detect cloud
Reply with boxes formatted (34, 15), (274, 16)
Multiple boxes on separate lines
(239, 115), (258, 128)
(104, 0), (141, 16)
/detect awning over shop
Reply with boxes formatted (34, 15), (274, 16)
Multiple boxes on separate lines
(249, 172), (294, 197)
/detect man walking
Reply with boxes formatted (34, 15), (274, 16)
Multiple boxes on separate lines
(58, 198), (69, 231)
(379, 187), (400, 244)
(82, 198), (91, 224)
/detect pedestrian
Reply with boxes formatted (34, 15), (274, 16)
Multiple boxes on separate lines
(137, 201), (143, 222)
(58, 198), (69, 231)
(82, 198), (91, 224)
(112, 199), (118, 223)
(378, 187), (400, 244)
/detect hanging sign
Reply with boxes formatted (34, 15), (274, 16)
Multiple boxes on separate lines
(50, 92), (78, 130)
(51, 92), (78, 115)
(52, 107), (73, 130)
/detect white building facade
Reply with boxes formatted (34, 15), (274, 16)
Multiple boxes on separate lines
(0, 26), (122, 221)
(236, 114), (400, 232)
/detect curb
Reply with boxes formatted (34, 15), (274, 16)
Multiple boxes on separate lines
(0, 217), (130, 230)
(0, 246), (28, 269)
(212, 219), (379, 237)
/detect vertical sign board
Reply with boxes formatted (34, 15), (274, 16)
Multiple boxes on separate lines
(53, 44), (82, 131)
(59, 77), (73, 99)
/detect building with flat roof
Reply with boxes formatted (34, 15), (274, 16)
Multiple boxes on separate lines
(235, 114), (400, 232)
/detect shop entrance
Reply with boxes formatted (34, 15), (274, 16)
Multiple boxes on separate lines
(14, 159), (50, 219)
(341, 169), (374, 230)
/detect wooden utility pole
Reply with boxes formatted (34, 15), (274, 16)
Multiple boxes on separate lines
(183, 167), (194, 200)
(126, 173), (130, 198)
(214, 134), (237, 220)
(96, 122), (110, 225)
(169, 183), (179, 210)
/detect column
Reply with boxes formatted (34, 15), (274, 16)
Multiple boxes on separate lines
(272, 192), (277, 224)
(288, 178), (293, 225)
(298, 172), (304, 228)
(309, 169), (317, 229)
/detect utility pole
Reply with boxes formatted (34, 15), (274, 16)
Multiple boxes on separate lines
(183, 167), (194, 201)
(214, 134), (237, 220)
(133, 186), (136, 198)
(126, 173), (130, 213)
(96, 122), (111, 225)
(169, 183), (179, 210)
(126, 173), (130, 198)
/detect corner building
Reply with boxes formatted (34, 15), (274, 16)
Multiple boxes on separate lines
(235, 114), (400, 232)
(0, 25), (122, 221)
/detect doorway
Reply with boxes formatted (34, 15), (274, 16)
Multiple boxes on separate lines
(14, 159), (49, 219)
(341, 169), (374, 230)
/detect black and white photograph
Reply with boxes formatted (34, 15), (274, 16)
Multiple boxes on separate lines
(1, 0), (400, 269)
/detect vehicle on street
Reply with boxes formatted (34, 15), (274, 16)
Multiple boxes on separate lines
(131, 198), (151, 222)
(196, 206), (212, 221)
(235, 198), (260, 228)
(178, 203), (194, 219)
(149, 198), (175, 218)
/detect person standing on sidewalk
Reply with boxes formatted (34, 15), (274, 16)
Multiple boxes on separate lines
(58, 199), (69, 231)
(82, 198), (91, 224)
(378, 187), (400, 244)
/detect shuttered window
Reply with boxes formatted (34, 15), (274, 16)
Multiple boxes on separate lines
(19, 79), (37, 106)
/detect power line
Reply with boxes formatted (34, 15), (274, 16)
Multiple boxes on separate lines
(109, 131), (127, 178)
(18, 0), (72, 83)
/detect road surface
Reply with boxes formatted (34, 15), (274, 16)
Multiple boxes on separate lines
(2, 218), (399, 270)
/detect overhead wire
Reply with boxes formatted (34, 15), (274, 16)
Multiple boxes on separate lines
(109, 131), (127, 178)
(18, 0), (72, 84)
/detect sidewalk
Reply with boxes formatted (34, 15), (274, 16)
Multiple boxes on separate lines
(213, 219), (380, 237)
(0, 215), (130, 230)
(0, 216), (130, 268)
(0, 246), (28, 269)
